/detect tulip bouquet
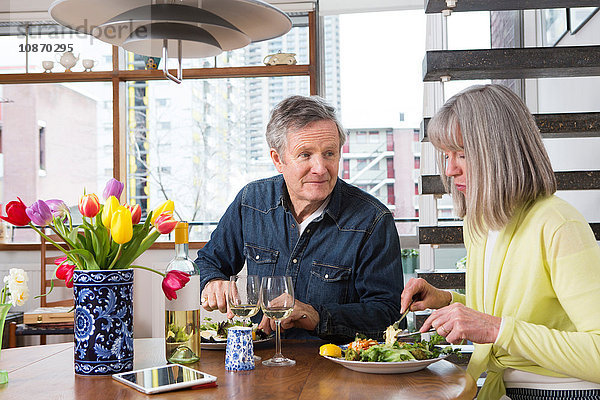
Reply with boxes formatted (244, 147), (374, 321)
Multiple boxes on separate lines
(0, 179), (189, 299)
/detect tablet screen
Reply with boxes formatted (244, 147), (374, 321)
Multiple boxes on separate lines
(113, 365), (215, 394)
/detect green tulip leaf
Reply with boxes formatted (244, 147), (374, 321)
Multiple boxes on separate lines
(68, 228), (79, 245)
(68, 248), (100, 270)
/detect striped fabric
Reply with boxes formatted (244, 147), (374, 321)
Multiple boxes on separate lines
(506, 388), (600, 399)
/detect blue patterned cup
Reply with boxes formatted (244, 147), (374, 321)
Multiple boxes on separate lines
(225, 327), (255, 371)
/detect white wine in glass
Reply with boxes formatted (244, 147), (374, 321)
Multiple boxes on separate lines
(228, 275), (261, 361)
(260, 276), (295, 367)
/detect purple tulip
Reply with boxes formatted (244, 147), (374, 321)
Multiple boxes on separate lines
(46, 199), (69, 220)
(103, 178), (124, 201)
(26, 200), (53, 226)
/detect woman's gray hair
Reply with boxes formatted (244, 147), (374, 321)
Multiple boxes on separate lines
(266, 95), (346, 155)
(428, 84), (557, 237)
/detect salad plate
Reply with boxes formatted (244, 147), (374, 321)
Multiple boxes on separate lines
(323, 353), (448, 374)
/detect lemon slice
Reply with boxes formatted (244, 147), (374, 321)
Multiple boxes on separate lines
(319, 343), (342, 358)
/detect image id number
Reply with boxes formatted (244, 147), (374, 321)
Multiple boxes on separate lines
(19, 43), (74, 52)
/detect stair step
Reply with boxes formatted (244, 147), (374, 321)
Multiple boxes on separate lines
(421, 112), (600, 142)
(425, 0), (599, 13)
(419, 223), (600, 244)
(420, 170), (600, 195)
(423, 46), (600, 81)
(418, 270), (465, 289)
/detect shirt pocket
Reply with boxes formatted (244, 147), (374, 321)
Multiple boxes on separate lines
(307, 261), (352, 305)
(244, 243), (279, 276)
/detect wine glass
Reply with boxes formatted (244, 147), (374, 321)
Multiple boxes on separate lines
(228, 275), (261, 361)
(260, 276), (295, 367)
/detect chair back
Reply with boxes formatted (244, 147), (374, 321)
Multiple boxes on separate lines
(40, 229), (74, 308)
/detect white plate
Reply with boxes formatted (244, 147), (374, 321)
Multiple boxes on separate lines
(323, 354), (448, 374)
(201, 336), (273, 350)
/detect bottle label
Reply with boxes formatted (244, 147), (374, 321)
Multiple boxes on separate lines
(165, 275), (201, 311)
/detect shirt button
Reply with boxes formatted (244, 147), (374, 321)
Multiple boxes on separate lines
(293, 259), (298, 264)
(255, 255), (260, 260)
(325, 274), (329, 279)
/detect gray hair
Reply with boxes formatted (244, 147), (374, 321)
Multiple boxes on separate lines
(266, 95), (346, 155)
(428, 84), (556, 237)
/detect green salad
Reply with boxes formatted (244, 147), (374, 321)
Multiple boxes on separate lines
(344, 334), (456, 362)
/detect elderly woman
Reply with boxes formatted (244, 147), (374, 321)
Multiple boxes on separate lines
(402, 84), (600, 399)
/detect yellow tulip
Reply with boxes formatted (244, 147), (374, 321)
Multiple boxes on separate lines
(151, 200), (174, 224)
(102, 196), (120, 228)
(110, 206), (133, 244)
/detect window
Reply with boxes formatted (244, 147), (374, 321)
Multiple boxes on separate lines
(541, 9), (568, 46)
(356, 131), (367, 143)
(1, 82), (113, 242)
(157, 121), (171, 130)
(356, 159), (368, 171)
(324, 10), (426, 234)
(126, 76), (311, 240)
(368, 130), (380, 143)
(0, 10), (378, 243)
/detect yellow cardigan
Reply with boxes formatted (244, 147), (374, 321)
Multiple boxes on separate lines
(452, 195), (600, 399)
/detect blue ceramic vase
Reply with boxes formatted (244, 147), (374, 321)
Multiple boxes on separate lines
(73, 269), (134, 376)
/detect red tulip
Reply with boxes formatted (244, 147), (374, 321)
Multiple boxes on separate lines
(153, 212), (178, 234)
(55, 256), (76, 288)
(127, 204), (142, 225)
(78, 193), (101, 218)
(162, 270), (190, 301)
(0, 197), (31, 226)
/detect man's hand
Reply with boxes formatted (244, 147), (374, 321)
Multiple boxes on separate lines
(201, 279), (232, 317)
(258, 299), (319, 334)
(420, 303), (501, 344)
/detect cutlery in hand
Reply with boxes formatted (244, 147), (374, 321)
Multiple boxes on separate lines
(395, 329), (436, 338)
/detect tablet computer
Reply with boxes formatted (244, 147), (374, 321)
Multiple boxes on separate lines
(112, 364), (217, 394)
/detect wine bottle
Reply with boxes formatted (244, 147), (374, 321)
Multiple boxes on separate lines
(165, 221), (201, 364)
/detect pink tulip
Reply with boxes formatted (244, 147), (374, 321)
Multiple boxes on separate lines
(55, 256), (76, 288)
(162, 270), (190, 301)
(79, 194), (101, 218)
(127, 204), (142, 225)
(153, 212), (178, 234)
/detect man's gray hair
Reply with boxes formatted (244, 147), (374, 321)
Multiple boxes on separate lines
(266, 95), (346, 155)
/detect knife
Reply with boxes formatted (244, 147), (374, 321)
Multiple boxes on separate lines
(395, 329), (436, 338)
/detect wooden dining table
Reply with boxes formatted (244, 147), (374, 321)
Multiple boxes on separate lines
(0, 338), (476, 399)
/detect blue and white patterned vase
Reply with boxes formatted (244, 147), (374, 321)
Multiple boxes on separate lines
(225, 327), (255, 371)
(73, 269), (134, 376)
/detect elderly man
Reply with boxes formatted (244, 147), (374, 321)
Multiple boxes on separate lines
(196, 95), (403, 342)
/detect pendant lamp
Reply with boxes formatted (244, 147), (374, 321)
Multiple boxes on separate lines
(49, 0), (292, 83)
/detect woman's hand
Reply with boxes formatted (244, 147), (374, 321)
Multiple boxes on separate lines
(401, 278), (453, 313)
(420, 303), (502, 344)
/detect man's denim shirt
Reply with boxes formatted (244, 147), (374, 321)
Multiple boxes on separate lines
(195, 175), (403, 342)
